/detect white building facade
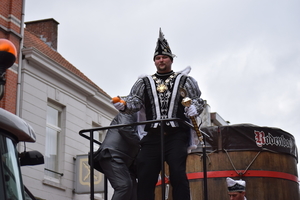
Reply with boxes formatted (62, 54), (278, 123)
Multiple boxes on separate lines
(18, 19), (117, 200)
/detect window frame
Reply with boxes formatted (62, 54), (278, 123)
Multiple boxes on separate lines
(92, 122), (105, 150)
(44, 102), (64, 182)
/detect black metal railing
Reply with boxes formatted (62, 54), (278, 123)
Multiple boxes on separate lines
(44, 168), (64, 177)
(79, 118), (208, 200)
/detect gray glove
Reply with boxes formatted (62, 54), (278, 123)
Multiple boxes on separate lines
(113, 102), (125, 111)
(184, 104), (197, 117)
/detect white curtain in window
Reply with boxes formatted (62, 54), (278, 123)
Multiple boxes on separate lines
(45, 127), (58, 177)
(45, 105), (60, 178)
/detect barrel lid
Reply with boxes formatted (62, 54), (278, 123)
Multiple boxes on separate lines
(199, 124), (298, 161)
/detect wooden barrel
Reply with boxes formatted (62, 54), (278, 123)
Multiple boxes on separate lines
(155, 124), (299, 200)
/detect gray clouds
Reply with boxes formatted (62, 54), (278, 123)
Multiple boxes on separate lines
(25, 0), (300, 171)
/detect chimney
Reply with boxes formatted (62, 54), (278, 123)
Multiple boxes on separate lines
(25, 18), (59, 50)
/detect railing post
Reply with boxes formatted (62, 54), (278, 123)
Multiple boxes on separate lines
(202, 135), (208, 200)
(104, 175), (108, 200)
(160, 121), (165, 200)
(90, 130), (94, 200)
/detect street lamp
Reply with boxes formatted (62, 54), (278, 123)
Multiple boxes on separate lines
(0, 39), (17, 100)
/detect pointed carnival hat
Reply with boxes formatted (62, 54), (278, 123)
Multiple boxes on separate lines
(226, 177), (246, 192)
(153, 28), (175, 61)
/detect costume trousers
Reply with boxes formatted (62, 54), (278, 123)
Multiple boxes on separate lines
(136, 131), (190, 200)
(100, 157), (137, 200)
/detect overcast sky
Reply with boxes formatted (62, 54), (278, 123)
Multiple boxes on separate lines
(24, 0), (300, 172)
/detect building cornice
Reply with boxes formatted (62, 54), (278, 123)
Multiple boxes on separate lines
(22, 47), (115, 111)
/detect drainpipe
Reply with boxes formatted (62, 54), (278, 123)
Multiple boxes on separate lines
(16, 0), (25, 116)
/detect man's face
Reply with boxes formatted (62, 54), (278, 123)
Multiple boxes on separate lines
(228, 192), (245, 200)
(154, 55), (173, 73)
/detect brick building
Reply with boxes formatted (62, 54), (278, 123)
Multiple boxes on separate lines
(0, 0), (22, 113)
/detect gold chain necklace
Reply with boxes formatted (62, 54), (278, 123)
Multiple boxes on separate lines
(152, 72), (178, 93)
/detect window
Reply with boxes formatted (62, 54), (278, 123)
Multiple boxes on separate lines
(92, 122), (105, 151)
(45, 103), (62, 179)
(0, 135), (24, 200)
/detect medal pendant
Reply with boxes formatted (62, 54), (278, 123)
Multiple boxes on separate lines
(157, 84), (167, 93)
(179, 88), (187, 97)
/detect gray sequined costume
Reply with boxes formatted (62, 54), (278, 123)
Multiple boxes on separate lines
(123, 69), (204, 134)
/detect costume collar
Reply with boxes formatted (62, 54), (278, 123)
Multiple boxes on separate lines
(155, 70), (174, 77)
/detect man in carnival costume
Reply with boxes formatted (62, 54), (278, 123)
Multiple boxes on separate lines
(226, 177), (247, 200)
(112, 28), (204, 200)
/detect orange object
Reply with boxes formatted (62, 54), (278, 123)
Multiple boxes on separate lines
(112, 96), (121, 103)
(112, 96), (126, 105)
(0, 39), (17, 57)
